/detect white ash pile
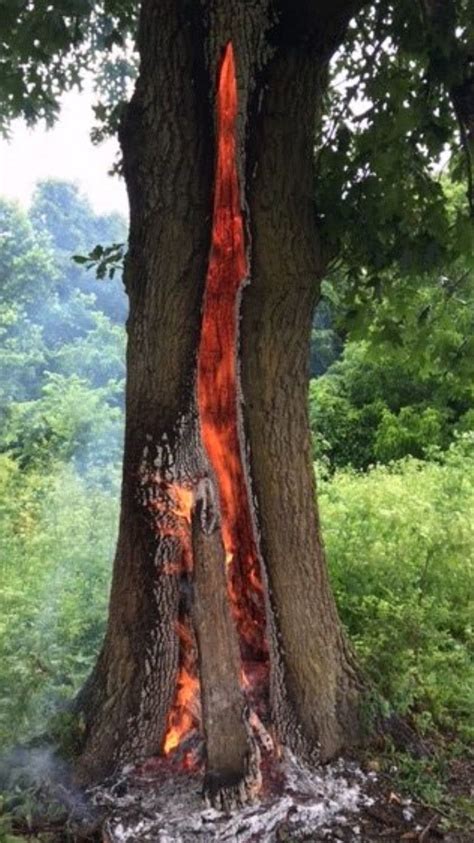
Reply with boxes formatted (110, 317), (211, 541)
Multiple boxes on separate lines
(92, 752), (376, 842)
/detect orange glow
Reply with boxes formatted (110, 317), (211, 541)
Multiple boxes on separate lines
(161, 41), (269, 762)
(163, 622), (200, 755)
(144, 480), (199, 756)
(173, 486), (193, 523)
(197, 42), (268, 665)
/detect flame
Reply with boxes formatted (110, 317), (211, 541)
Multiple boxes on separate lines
(172, 486), (193, 523)
(197, 43), (268, 664)
(161, 41), (269, 761)
(162, 669), (197, 754)
(163, 620), (200, 756)
(141, 478), (199, 756)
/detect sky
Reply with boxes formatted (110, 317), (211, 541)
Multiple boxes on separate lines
(0, 87), (128, 217)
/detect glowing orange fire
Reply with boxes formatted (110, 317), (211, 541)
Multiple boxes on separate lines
(197, 40), (267, 664)
(161, 41), (269, 760)
(140, 478), (199, 757)
(163, 620), (199, 756)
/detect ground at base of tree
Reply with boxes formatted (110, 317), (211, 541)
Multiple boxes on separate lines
(2, 743), (472, 843)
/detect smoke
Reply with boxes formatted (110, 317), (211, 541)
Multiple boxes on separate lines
(0, 744), (101, 830)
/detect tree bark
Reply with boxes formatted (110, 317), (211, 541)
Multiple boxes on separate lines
(74, 0), (366, 786)
(192, 479), (258, 808)
(241, 39), (363, 763)
(73, 0), (213, 784)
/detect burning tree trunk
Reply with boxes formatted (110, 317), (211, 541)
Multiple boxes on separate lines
(73, 0), (365, 799)
(191, 479), (260, 809)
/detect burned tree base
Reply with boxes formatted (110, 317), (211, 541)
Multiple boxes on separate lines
(91, 751), (376, 842)
(203, 748), (261, 812)
(192, 478), (262, 809)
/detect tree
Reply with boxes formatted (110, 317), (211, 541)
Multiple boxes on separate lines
(31, 179), (128, 321)
(1, 0), (473, 806)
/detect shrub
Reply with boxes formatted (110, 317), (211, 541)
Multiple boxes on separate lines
(319, 435), (474, 739)
(0, 459), (119, 748)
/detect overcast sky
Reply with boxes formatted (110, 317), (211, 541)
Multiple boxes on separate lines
(0, 87), (128, 217)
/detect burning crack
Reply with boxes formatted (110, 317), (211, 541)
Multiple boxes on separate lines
(138, 41), (272, 798)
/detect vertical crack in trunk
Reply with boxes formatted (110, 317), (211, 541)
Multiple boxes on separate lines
(157, 43), (270, 802)
(197, 41), (269, 677)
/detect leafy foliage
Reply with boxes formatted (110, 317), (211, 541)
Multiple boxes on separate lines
(317, 1), (474, 280)
(320, 434), (474, 740)
(0, 0), (138, 134)
(0, 455), (119, 748)
(310, 178), (474, 469)
(309, 337), (473, 469)
(73, 241), (126, 279)
(0, 181), (126, 473)
(318, 180), (474, 368)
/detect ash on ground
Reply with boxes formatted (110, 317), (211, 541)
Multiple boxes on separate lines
(91, 751), (375, 842)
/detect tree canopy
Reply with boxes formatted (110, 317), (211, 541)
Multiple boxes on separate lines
(0, 181), (126, 471)
(2, 1), (472, 344)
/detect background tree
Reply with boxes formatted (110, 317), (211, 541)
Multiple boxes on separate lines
(0, 185), (126, 469)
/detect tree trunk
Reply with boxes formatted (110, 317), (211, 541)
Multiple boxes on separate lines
(242, 40), (363, 763)
(191, 479), (259, 808)
(74, 0), (365, 788)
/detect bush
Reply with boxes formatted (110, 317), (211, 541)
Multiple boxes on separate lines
(0, 458), (119, 748)
(374, 405), (449, 462)
(309, 341), (472, 470)
(319, 435), (474, 739)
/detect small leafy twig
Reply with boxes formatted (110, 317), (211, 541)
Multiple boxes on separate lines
(72, 242), (126, 280)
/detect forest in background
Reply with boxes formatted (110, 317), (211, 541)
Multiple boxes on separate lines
(0, 179), (473, 827)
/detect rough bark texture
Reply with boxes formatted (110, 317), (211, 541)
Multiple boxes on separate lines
(241, 36), (363, 762)
(192, 480), (257, 807)
(75, 0), (367, 786)
(73, 0), (213, 784)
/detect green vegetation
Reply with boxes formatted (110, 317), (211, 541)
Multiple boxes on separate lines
(0, 179), (472, 833)
(320, 436), (474, 741)
(0, 456), (119, 748)
(0, 180), (125, 750)
(309, 338), (474, 469)
(310, 182), (474, 469)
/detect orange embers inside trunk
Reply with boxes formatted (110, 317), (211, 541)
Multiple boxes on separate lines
(197, 41), (267, 665)
(162, 41), (269, 759)
(162, 620), (198, 761)
(147, 484), (200, 758)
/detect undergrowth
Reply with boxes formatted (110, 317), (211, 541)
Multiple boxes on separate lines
(319, 434), (474, 833)
(0, 438), (472, 837)
(320, 433), (474, 744)
(0, 456), (119, 750)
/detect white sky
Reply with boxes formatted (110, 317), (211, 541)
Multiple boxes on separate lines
(0, 87), (128, 217)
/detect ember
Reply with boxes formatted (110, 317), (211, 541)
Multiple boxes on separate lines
(196, 40), (269, 687)
(160, 40), (270, 763)
(162, 621), (199, 758)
